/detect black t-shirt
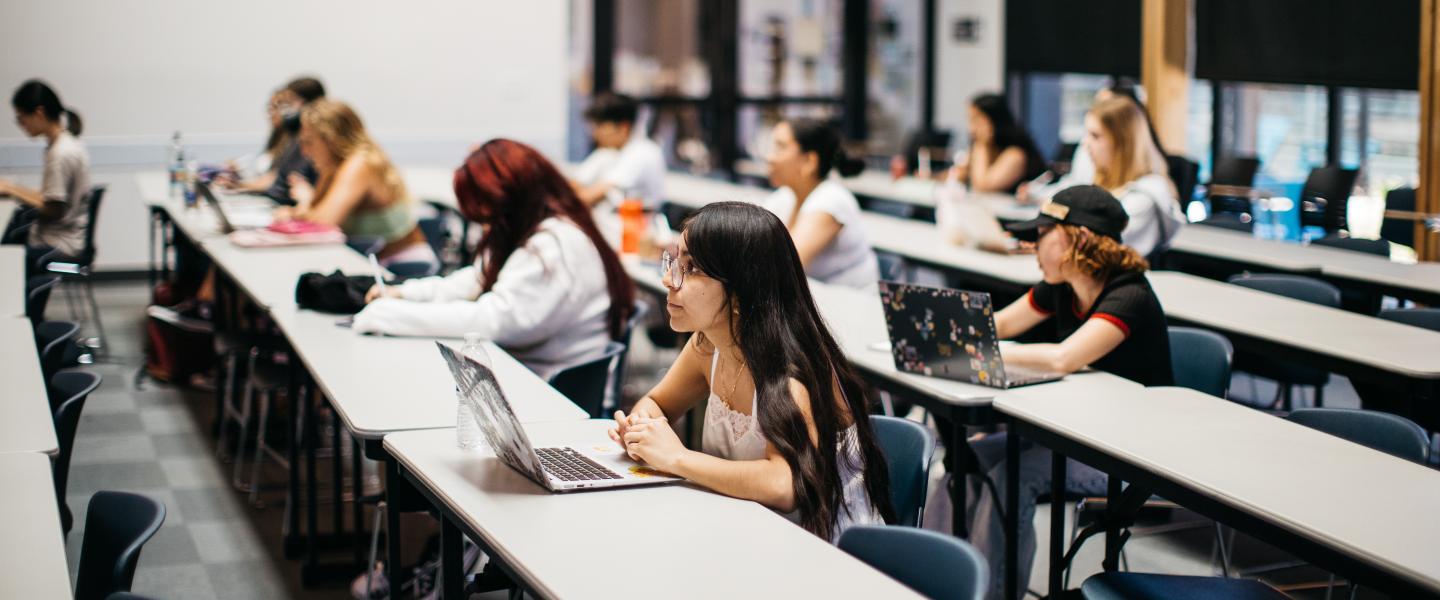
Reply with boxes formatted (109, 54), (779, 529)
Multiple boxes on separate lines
(1026, 272), (1174, 386)
(265, 138), (316, 205)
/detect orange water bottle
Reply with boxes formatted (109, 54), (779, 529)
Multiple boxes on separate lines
(619, 196), (646, 254)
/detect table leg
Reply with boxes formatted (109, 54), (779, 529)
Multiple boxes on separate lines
(1103, 476), (1122, 572)
(385, 458), (405, 600)
(305, 386), (319, 571)
(1005, 427), (1020, 600)
(284, 367), (302, 557)
(440, 515), (465, 600)
(1049, 451), (1066, 596)
(950, 417), (969, 538)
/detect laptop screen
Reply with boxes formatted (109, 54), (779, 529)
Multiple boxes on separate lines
(435, 343), (549, 484)
(877, 281), (1009, 386)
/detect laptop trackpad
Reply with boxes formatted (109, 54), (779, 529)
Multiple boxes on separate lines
(580, 444), (683, 482)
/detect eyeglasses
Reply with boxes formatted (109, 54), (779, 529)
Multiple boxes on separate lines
(659, 249), (699, 289)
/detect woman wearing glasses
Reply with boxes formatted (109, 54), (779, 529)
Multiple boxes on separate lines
(355, 138), (634, 380)
(611, 202), (895, 542)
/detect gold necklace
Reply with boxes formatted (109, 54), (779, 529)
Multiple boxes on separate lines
(718, 351), (745, 404)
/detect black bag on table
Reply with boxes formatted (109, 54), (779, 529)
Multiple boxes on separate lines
(296, 270), (375, 314)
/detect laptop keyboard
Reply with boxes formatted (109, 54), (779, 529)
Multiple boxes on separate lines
(536, 447), (623, 481)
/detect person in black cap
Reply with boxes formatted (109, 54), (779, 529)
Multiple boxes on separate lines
(962, 184), (1173, 598)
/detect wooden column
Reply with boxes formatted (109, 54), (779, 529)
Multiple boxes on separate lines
(1141, 0), (1190, 155)
(1418, 0), (1440, 260)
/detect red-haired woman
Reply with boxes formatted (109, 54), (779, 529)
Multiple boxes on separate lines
(353, 138), (635, 379)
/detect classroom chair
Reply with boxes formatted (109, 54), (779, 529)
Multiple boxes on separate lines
(51, 371), (102, 535)
(1080, 572), (1289, 600)
(26, 274), (61, 324)
(417, 214), (451, 267)
(871, 416), (936, 527)
(106, 593), (160, 600)
(1379, 187), (1416, 248)
(1298, 166), (1359, 233)
(385, 260), (439, 280)
(1226, 274), (1341, 410)
(607, 300), (649, 413)
(1207, 155), (1261, 217)
(1165, 156), (1201, 210)
(38, 185), (108, 353)
(35, 320), (81, 387)
(73, 491), (166, 600)
(345, 235), (386, 257)
(549, 342), (627, 418)
(1308, 235), (1391, 313)
(1379, 307), (1440, 332)
(838, 525), (987, 600)
(222, 345), (292, 504)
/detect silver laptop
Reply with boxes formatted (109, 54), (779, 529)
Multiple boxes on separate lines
(436, 343), (682, 492)
(196, 179), (268, 233)
(876, 281), (1064, 389)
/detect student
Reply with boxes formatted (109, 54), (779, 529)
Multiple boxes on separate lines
(1020, 79), (1163, 202)
(276, 99), (436, 267)
(610, 201), (895, 542)
(1081, 96), (1185, 258)
(354, 139), (634, 380)
(762, 118), (881, 289)
(965, 185), (1173, 597)
(0, 80), (90, 276)
(570, 93), (666, 209)
(950, 93), (1046, 193)
(222, 76), (326, 203)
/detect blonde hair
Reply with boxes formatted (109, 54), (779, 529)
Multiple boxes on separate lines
(1089, 96), (1169, 194)
(1058, 224), (1149, 281)
(300, 99), (409, 206)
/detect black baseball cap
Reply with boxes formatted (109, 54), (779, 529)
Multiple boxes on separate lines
(1005, 185), (1128, 242)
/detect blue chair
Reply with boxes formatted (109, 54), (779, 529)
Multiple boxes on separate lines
(877, 251), (907, 281)
(34, 320), (81, 387)
(50, 371), (102, 535)
(1288, 408), (1429, 464)
(838, 525), (987, 600)
(345, 235), (385, 257)
(1379, 307), (1440, 332)
(1309, 235), (1390, 314)
(870, 416), (935, 527)
(74, 491), (166, 600)
(1168, 327), (1234, 399)
(26, 274), (61, 324)
(386, 260), (438, 280)
(549, 342), (628, 418)
(1227, 274), (1341, 409)
(1081, 572), (1288, 600)
(607, 301), (649, 414)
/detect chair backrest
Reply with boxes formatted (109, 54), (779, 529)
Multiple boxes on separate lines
(78, 185), (106, 266)
(1379, 308), (1440, 332)
(26, 275), (61, 324)
(1380, 187), (1416, 247)
(838, 525), (988, 600)
(417, 215), (449, 262)
(74, 491), (166, 600)
(106, 593), (160, 600)
(50, 371), (101, 532)
(34, 320), (81, 386)
(1299, 166), (1359, 232)
(870, 416), (936, 527)
(876, 251), (907, 281)
(1167, 327), (1234, 399)
(1226, 273), (1341, 308)
(386, 260), (438, 280)
(1165, 155), (1201, 207)
(549, 342), (628, 418)
(1210, 155), (1261, 187)
(1309, 234), (1389, 257)
(1287, 408), (1429, 464)
(607, 300), (649, 412)
(344, 235), (386, 257)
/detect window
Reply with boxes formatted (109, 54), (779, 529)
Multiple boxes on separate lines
(1216, 83), (1328, 199)
(866, 0), (924, 156)
(1340, 88), (1420, 190)
(613, 0), (710, 97)
(738, 0), (844, 98)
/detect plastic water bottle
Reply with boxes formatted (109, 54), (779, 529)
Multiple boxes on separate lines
(456, 333), (490, 450)
(168, 131), (185, 199)
(183, 159), (199, 208)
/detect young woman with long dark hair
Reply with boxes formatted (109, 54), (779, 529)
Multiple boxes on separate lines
(951, 93), (1046, 193)
(354, 138), (634, 379)
(611, 201), (894, 542)
(1, 79), (90, 274)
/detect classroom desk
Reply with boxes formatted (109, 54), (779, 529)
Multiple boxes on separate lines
(842, 171), (1040, 222)
(1, 245), (26, 317)
(0, 317), (59, 456)
(0, 198), (17, 235)
(995, 386), (1440, 599)
(384, 423), (922, 600)
(860, 211), (1042, 298)
(0, 453), (72, 598)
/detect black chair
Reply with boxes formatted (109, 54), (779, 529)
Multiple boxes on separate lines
(1298, 166), (1359, 233)
(106, 593), (160, 600)
(1227, 274), (1341, 409)
(871, 416), (935, 527)
(1165, 155), (1201, 209)
(386, 260), (438, 280)
(549, 342), (627, 417)
(607, 301), (649, 413)
(34, 320), (81, 386)
(50, 371), (101, 535)
(1379, 307), (1440, 332)
(345, 235), (386, 257)
(838, 525), (988, 600)
(1309, 235), (1391, 314)
(39, 185), (108, 352)
(417, 215), (450, 269)
(1081, 572), (1288, 600)
(74, 491), (166, 600)
(1211, 156), (1261, 187)
(1380, 187), (1416, 248)
(26, 274), (61, 324)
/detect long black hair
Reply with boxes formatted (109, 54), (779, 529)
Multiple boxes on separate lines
(971, 93), (1044, 181)
(682, 201), (895, 540)
(12, 79), (82, 136)
(785, 118), (866, 179)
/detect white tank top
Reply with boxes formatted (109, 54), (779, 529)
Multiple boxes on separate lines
(699, 351), (883, 541)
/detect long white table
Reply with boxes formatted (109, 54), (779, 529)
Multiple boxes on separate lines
(1, 246), (26, 317)
(0, 453), (71, 598)
(0, 317), (59, 456)
(995, 385), (1440, 599)
(385, 422), (922, 600)
(842, 171), (1041, 222)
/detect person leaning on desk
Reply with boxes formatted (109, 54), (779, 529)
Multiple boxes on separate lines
(965, 185), (1174, 598)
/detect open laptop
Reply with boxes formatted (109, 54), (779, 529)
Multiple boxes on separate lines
(196, 179), (269, 233)
(435, 343), (682, 492)
(876, 281), (1063, 389)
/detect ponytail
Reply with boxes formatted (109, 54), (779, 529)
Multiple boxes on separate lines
(11, 79), (80, 136)
(833, 148), (865, 178)
(62, 107), (82, 137)
(786, 118), (865, 179)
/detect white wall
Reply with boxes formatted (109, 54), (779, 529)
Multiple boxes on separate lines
(934, 0), (1005, 145)
(0, 0), (569, 271)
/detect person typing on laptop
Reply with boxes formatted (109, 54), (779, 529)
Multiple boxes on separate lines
(609, 202), (895, 543)
(963, 185), (1173, 597)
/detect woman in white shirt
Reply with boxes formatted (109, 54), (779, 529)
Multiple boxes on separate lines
(611, 201), (894, 542)
(762, 119), (880, 289)
(1081, 96), (1185, 258)
(354, 138), (635, 380)
(1, 80), (90, 277)
(570, 93), (666, 209)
